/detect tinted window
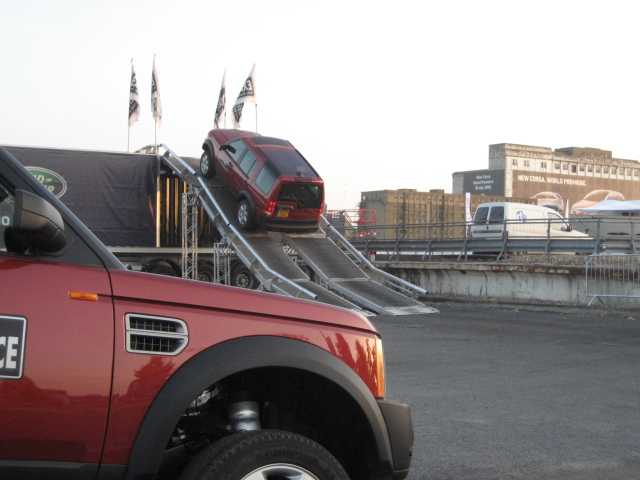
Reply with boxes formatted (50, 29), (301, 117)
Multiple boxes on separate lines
(278, 183), (323, 208)
(489, 206), (504, 224)
(257, 147), (318, 177)
(256, 166), (277, 195)
(228, 140), (248, 164)
(474, 206), (489, 224)
(252, 137), (290, 146)
(0, 185), (15, 252)
(239, 150), (257, 176)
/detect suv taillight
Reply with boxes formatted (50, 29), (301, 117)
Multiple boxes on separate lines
(265, 200), (277, 216)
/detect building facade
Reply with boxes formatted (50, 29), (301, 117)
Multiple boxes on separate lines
(453, 143), (640, 213)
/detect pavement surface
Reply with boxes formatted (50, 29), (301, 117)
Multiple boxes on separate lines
(373, 302), (640, 480)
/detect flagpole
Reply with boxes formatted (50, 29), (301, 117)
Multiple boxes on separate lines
(255, 103), (258, 133)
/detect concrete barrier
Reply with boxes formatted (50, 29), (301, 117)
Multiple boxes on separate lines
(382, 261), (596, 306)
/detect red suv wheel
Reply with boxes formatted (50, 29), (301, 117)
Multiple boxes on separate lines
(237, 199), (256, 230)
(200, 150), (215, 179)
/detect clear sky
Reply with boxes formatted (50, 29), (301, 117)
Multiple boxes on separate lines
(2, 0), (640, 209)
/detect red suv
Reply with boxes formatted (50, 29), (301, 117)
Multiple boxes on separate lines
(0, 147), (413, 480)
(201, 130), (324, 232)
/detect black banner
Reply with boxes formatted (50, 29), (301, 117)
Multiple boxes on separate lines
(6, 146), (158, 247)
(0, 316), (26, 379)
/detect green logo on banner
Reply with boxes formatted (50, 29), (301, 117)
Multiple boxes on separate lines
(25, 167), (68, 198)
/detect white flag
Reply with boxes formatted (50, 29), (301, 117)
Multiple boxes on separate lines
(214, 70), (226, 129)
(128, 60), (140, 127)
(233, 64), (257, 128)
(465, 192), (472, 223)
(151, 55), (162, 126)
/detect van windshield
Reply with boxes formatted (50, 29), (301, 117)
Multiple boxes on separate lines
(489, 206), (504, 224)
(278, 183), (323, 209)
(474, 206), (489, 224)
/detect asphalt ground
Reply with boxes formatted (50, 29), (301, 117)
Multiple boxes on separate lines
(373, 303), (640, 480)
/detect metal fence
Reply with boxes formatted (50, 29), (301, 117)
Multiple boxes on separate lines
(585, 254), (640, 306)
(329, 216), (640, 261)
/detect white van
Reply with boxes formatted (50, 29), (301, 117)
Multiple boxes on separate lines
(470, 202), (589, 239)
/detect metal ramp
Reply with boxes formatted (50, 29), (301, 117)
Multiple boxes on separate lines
(158, 145), (435, 315)
(286, 227), (437, 315)
(158, 145), (360, 311)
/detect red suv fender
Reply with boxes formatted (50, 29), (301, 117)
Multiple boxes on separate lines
(123, 336), (394, 480)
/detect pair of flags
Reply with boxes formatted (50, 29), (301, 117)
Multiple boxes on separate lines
(128, 57), (162, 127)
(214, 64), (256, 129)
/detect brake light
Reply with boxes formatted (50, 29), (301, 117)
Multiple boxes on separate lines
(265, 200), (277, 216)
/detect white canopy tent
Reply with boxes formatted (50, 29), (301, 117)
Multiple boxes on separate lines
(576, 200), (640, 214)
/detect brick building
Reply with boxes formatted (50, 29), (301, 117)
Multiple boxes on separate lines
(453, 144), (640, 213)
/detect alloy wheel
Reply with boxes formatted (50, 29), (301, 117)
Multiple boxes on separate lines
(241, 463), (320, 480)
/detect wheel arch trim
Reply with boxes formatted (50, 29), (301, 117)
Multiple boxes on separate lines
(123, 335), (393, 479)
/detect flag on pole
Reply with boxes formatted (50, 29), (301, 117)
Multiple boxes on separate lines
(214, 70), (226, 128)
(151, 55), (162, 126)
(128, 60), (140, 127)
(233, 64), (257, 128)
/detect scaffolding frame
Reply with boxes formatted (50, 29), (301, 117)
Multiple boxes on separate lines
(181, 188), (200, 280)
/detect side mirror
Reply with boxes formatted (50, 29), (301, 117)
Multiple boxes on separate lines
(7, 189), (66, 254)
(221, 144), (236, 154)
(562, 223), (572, 232)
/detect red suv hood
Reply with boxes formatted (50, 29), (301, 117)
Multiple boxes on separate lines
(108, 270), (377, 334)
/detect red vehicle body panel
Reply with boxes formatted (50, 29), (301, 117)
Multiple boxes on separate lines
(102, 270), (381, 464)
(0, 257), (113, 463)
(0, 261), (381, 466)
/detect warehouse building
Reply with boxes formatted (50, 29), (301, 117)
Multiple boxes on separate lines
(452, 143), (640, 213)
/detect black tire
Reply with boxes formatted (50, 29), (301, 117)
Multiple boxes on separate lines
(144, 259), (178, 277)
(197, 261), (215, 283)
(179, 430), (349, 480)
(230, 264), (257, 290)
(200, 150), (215, 179)
(236, 198), (256, 231)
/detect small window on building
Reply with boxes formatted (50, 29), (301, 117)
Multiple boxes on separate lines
(523, 160), (530, 168)
(595, 166), (601, 174)
(634, 169), (639, 177)
(611, 167), (617, 175)
(554, 162), (561, 170)
(587, 165), (593, 173)
(603, 166), (609, 174)
(540, 161), (547, 169)
(579, 165), (586, 173)
(512, 158), (518, 167)
(562, 163), (568, 171)
(571, 164), (577, 174)
(627, 168), (632, 176)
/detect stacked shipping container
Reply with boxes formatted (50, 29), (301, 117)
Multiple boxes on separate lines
(360, 189), (532, 240)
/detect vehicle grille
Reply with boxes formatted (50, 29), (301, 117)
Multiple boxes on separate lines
(125, 314), (188, 355)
